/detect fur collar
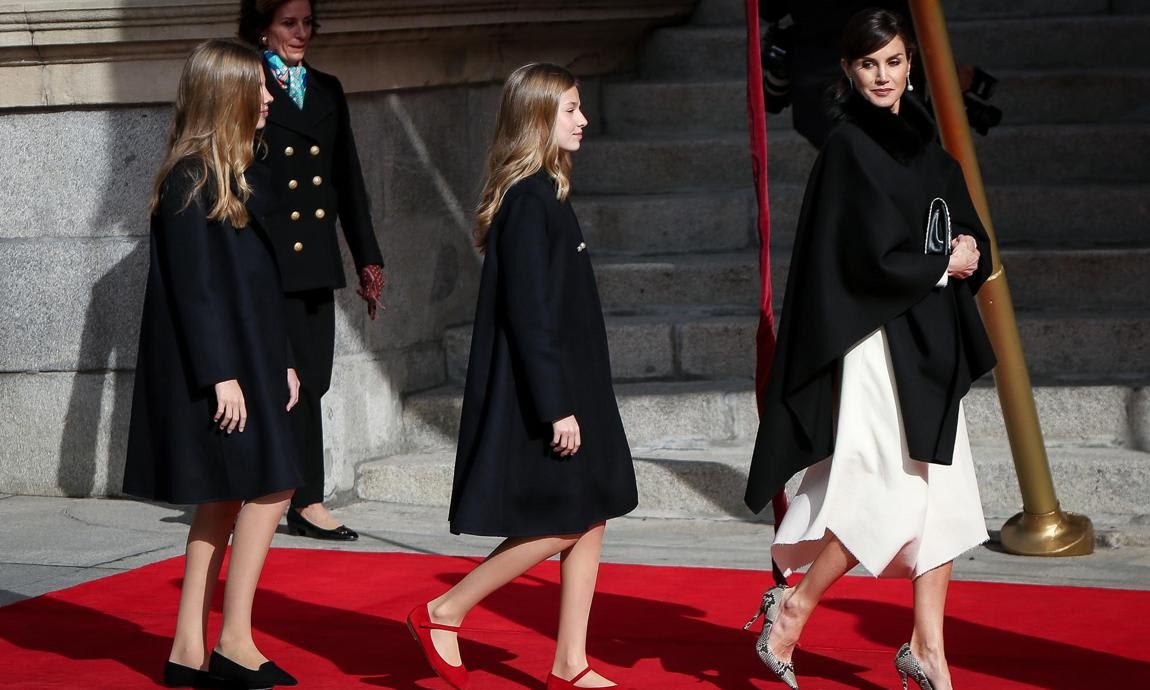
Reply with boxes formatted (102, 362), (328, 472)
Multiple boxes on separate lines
(832, 91), (937, 163)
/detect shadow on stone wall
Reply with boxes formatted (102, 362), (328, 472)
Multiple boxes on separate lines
(52, 105), (165, 497)
(57, 241), (148, 496)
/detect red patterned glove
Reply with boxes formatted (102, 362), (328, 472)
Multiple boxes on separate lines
(357, 264), (385, 320)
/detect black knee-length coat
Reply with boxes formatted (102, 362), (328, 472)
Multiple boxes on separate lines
(122, 160), (301, 504)
(744, 93), (997, 513)
(449, 171), (638, 537)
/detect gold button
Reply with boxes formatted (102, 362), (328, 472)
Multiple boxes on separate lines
(290, 211), (301, 221)
(284, 146), (295, 156)
(312, 176), (322, 186)
(288, 179), (299, 190)
(309, 145), (320, 156)
(314, 208), (326, 219)
(293, 242), (304, 252)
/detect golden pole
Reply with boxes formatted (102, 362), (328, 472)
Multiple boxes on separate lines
(907, 0), (1093, 556)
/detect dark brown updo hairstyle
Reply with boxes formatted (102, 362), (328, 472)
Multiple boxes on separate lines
(237, 0), (320, 47)
(832, 7), (916, 103)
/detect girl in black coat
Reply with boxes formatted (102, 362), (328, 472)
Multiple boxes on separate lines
(406, 64), (637, 690)
(238, 0), (386, 540)
(122, 40), (301, 689)
(743, 11), (995, 690)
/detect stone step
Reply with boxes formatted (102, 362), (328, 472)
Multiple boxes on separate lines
(574, 190), (757, 255)
(994, 70), (1150, 125)
(974, 125), (1150, 184)
(442, 307), (1150, 385)
(572, 183), (1150, 255)
(689, 0), (1150, 27)
(942, 0), (1139, 18)
(950, 16), (1150, 69)
(574, 126), (1150, 194)
(401, 380), (1146, 454)
(986, 184), (1150, 249)
(688, 0), (742, 27)
(639, 18), (1150, 80)
(591, 249), (1150, 313)
(355, 442), (1150, 522)
(600, 80), (790, 136)
(600, 71), (1150, 138)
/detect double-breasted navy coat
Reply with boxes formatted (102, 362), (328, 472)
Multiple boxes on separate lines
(123, 160), (301, 504)
(256, 63), (383, 294)
(449, 171), (638, 537)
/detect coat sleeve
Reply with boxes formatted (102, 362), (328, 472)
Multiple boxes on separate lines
(155, 169), (243, 390)
(945, 163), (994, 294)
(497, 191), (574, 424)
(330, 76), (385, 270)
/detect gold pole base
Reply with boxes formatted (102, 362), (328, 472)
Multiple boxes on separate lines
(1000, 508), (1094, 557)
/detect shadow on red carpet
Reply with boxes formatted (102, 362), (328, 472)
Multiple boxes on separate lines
(0, 549), (1147, 688)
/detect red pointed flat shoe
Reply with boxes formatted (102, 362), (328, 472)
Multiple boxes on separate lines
(546, 667), (620, 689)
(406, 603), (470, 689)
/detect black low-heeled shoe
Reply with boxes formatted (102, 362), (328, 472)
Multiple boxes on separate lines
(163, 661), (219, 688)
(208, 651), (298, 689)
(286, 507), (358, 541)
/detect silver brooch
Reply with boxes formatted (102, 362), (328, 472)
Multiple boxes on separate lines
(576, 242), (587, 253)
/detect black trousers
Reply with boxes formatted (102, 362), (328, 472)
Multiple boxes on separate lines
(283, 289), (335, 508)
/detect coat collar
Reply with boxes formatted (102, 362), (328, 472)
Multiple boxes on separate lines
(832, 91), (937, 163)
(263, 62), (336, 137)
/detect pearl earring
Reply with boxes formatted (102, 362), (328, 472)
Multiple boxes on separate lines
(907, 75), (914, 92)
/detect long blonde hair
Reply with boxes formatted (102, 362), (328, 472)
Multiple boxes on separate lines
(149, 39), (264, 227)
(474, 63), (577, 250)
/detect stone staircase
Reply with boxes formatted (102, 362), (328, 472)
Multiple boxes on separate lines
(357, 0), (1150, 527)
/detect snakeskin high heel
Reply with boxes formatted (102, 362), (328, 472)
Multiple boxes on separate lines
(894, 643), (935, 690)
(744, 584), (799, 689)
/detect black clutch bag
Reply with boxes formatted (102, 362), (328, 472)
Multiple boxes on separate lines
(924, 197), (952, 255)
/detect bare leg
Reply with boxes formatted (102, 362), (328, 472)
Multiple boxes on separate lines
(768, 531), (859, 663)
(910, 561), (954, 690)
(214, 490), (293, 669)
(426, 532), (583, 666)
(169, 501), (242, 669)
(551, 523), (615, 688)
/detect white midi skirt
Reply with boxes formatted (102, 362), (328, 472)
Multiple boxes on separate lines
(771, 327), (988, 579)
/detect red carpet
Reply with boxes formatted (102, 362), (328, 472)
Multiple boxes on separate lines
(1, 549), (1148, 688)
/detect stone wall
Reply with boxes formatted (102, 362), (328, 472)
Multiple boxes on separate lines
(0, 0), (688, 498)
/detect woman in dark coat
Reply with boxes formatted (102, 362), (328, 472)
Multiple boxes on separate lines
(123, 40), (300, 689)
(238, 0), (385, 540)
(742, 10), (996, 690)
(406, 64), (637, 690)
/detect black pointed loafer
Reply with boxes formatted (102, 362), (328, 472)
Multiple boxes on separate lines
(163, 661), (220, 688)
(286, 508), (358, 541)
(208, 651), (297, 688)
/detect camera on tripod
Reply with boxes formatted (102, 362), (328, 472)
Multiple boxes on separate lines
(761, 21), (794, 114)
(961, 67), (1003, 135)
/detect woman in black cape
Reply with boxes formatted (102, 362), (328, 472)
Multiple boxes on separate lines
(123, 40), (302, 688)
(405, 63), (637, 690)
(743, 10), (996, 690)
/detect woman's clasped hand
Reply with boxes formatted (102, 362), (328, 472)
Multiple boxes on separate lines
(947, 234), (981, 279)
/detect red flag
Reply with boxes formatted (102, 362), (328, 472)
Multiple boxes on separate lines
(744, 0), (789, 585)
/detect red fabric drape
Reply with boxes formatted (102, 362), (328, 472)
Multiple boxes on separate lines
(744, 0), (789, 586)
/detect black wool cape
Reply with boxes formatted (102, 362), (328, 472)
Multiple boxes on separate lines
(123, 161), (302, 504)
(449, 171), (638, 537)
(745, 94), (997, 514)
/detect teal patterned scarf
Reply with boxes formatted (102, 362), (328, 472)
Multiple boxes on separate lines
(264, 50), (307, 109)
